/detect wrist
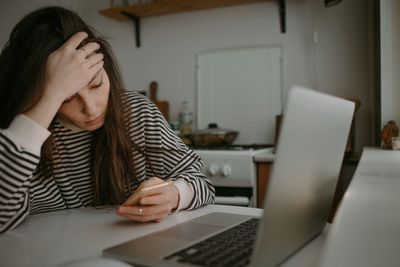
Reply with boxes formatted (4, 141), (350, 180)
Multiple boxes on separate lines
(172, 179), (194, 212)
(171, 185), (180, 210)
(42, 86), (66, 106)
(4, 114), (51, 154)
(23, 92), (63, 129)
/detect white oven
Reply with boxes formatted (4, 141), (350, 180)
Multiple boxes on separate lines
(194, 146), (274, 207)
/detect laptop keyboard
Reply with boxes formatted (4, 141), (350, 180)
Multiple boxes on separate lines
(164, 218), (260, 267)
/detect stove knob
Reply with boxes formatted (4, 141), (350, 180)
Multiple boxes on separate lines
(221, 164), (232, 177)
(208, 164), (219, 176)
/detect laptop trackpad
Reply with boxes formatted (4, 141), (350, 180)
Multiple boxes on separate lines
(156, 222), (224, 241)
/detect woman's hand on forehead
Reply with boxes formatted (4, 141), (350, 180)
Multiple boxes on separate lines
(42, 31), (104, 105)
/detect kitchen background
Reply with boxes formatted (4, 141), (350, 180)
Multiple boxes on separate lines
(0, 0), (399, 157)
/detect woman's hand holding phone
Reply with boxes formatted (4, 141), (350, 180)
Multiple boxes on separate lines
(116, 177), (180, 222)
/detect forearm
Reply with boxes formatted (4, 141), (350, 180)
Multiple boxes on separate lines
(0, 115), (50, 233)
(175, 170), (216, 210)
(23, 93), (62, 129)
(0, 137), (37, 234)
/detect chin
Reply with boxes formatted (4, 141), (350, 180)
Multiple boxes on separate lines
(82, 122), (105, 131)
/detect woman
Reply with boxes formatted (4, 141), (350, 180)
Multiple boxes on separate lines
(0, 6), (215, 233)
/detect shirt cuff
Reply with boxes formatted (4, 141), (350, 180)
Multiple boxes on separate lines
(2, 114), (51, 154)
(172, 179), (194, 212)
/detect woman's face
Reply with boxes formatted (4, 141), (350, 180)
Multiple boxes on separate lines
(58, 68), (110, 131)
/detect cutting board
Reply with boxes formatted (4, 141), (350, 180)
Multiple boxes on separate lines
(149, 81), (169, 121)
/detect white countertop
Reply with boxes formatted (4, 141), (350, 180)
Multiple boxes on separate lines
(253, 149), (275, 162)
(319, 147), (400, 266)
(0, 204), (326, 267)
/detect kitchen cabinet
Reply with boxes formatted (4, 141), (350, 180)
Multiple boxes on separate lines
(99, 0), (286, 47)
(256, 162), (273, 208)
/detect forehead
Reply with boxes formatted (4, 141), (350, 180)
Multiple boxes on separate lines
(63, 69), (108, 99)
(91, 70), (103, 81)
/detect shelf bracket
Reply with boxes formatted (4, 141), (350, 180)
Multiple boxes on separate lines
(278, 0), (286, 33)
(121, 11), (141, 48)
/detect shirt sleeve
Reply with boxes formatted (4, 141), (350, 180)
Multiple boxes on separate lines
(0, 114), (48, 233)
(172, 179), (194, 212)
(3, 114), (50, 154)
(156, 112), (215, 210)
(128, 93), (215, 210)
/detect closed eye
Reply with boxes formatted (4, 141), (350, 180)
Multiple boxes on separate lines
(90, 80), (103, 89)
(89, 72), (104, 89)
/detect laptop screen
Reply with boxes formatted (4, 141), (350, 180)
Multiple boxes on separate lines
(251, 86), (355, 266)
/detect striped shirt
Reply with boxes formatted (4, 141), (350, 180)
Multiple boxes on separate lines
(0, 91), (215, 233)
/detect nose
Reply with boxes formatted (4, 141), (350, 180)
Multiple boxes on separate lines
(81, 94), (97, 118)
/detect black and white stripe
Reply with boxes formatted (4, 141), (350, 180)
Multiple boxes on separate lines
(0, 91), (215, 233)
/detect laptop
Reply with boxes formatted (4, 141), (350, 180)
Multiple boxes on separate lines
(103, 86), (355, 267)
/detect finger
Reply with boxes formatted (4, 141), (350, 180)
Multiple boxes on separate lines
(117, 205), (143, 216)
(144, 177), (165, 187)
(84, 53), (104, 68)
(87, 60), (104, 79)
(118, 210), (169, 222)
(76, 48), (89, 60)
(61, 31), (88, 50)
(86, 69), (104, 87)
(86, 62), (104, 87)
(118, 203), (170, 217)
(140, 193), (170, 206)
(134, 180), (172, 199)
(80, 42), (101, 56)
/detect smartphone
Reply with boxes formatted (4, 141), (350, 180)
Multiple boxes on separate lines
(123, 180), (173, 206)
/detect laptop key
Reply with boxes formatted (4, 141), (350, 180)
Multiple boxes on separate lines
(165, 218), (260, 267)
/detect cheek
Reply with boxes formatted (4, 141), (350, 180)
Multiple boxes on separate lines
(59, 104), (83, 121)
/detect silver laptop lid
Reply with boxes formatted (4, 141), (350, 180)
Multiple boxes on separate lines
(251, 86), (355, 267)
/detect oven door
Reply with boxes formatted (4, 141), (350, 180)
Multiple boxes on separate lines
(209, 177), (256, 207)
(214, 186), (253, 207)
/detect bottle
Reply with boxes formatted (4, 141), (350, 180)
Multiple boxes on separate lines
(179, 101), (193, 136)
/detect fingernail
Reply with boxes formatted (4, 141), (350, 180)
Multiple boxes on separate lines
(118, 206), (125, 212)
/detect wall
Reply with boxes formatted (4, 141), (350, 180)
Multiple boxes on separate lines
(81, 0), (315, 116)
(313, 0), (375, 154)
(0, 0), (83, 47)
(82, 0), (374, 156)
(0, 0), (375, 156)
(380, 0), (400, 128)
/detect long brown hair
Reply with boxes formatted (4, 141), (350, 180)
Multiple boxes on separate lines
(0, 6), (135, 205)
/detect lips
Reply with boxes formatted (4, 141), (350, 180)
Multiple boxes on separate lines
(85, 113), (105, 126)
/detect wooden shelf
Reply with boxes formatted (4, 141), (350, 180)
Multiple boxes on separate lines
(99, 0), (286, 47)
(100, 0), (271, 20)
